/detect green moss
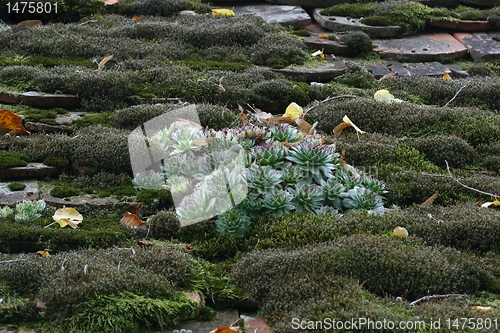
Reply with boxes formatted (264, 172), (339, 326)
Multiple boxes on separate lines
(493, 36), (500, 42)
(340, 31), (373, 55)
(7, 182), (26, 191)
(43, 155), (70, 169)
(50, 184), (82, 198)
(175, 59), (250, 71)
(321, 3), (375, 18)
(72, 111), (114, 129)
(0, 151), (30, 170)
(68, 292), (199, 333)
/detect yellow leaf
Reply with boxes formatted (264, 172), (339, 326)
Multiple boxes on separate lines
(52, 207), (83, 228)
(471, 306), (492, 313)
(311, 49), (324, 59)
(420, 192), (438, 207)
(211, 9), (235, 17)
(318, 34), (329, 39)
(374, 89), (403, 103)
(342, 115), (365, 134)
(442, 72), (452, 81)
(36, 250), (50, 258)
(392, 226), (408, 238)
(481, 199), (500, 208)
(284, 102), (303, 120)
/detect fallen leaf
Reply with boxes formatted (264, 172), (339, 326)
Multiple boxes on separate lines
(311, 49), (325, 59)
(374, 89), (403, 103)
(52, 207), (83, 228)
(207, 327), (242, 333)
(318, 34), (329, 39)
(333, 122), (352, 136)
(392, 226), (408, 238)
(36, 250), (50, 258)
(132, 15), (141, 23)
(284, 102), (304, 120)
(481, 199), (500, 208)
(420, 192), (438, 207)
(185, 244), (194, 252)
(471, 306), (493, 313)
(0, 110), (30, 136)
(295, 118), (313, 134)
(93, 55), (113, 74)
(342, 115), (366, 134)
(105, 0), (118, 5)
(211, 9), (235, 17)
(120, 211), (147, 228)
(442, 72), (452, 81)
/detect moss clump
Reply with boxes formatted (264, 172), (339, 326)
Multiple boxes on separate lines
(410, 134), (477, 168)
(249, 34), (308, 68)
(43, 155), (70, 169)
(0, 151), (30, 170)
(466, 63), (493, 77)
(334, 62), (376, 89)
(340, 31), (373, 54)
(149, 210), (181, 239)
(50, 185), (81, 198)
(7, 182), (26, 191)
(402, 203), (500, 254)
(67, 292), (199, 333)
(0, 215), (132, 254)
(135, 189), (173, 214)
(231, 234), (495, 329)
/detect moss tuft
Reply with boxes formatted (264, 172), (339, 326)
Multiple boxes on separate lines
(7, 182), (26, 191)
(0, 151), (30, 170)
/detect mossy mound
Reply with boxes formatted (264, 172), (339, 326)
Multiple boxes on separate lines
(231, 234), (497, 332)
(0, 245), (239, 332)
(0, 150), (30, 170)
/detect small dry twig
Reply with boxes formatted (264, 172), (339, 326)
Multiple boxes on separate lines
(443, 80), (471, 108)
(445, 160), (498, 199)
(0, 259), (27, 264)
(303, 95), (357, 117)
(409, 293), (467, 307)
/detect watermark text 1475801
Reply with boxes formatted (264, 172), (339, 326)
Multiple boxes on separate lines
(6, 2), (58, 14)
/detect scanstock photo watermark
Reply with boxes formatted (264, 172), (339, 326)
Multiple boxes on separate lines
(128, 104), (248, 226)
(291, 317), (499, 331)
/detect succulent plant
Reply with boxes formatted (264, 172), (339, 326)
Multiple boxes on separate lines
(315, 205), (340, 216)
(240, 138), (256, 151)
(176, 190), (216, 225)
(361, 177), (388, 196)
(132, 170), (166, 190)
(268, 124), (302, 143)
(285, 142), (339, 185)
(246, 164), (282, 200)
(342, 186), (384, 213)
(279, 165), (305, 187)
(0, 206), (13, 218)
(239, 198), (264, 218)
(321, 179), (348, 210)
(287, 182), (324, 213)
(15, 199), (46, 222)
(170, 127), (205, 156)
(261, 189), (295, 217)
(165, 175), (191, 196)
(251, 143), (288, 168)
(215, 208), (251, 238)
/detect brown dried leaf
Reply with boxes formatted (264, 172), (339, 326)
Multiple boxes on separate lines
(207, 327), (242, 333)
(333, 122), (351, 136)
(93, 55), (113, 74)
(295, 118), (312, 134)
(120, 211), (147, 228)
(0, 110), (30, 136)
(420, 192), (438, 207)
